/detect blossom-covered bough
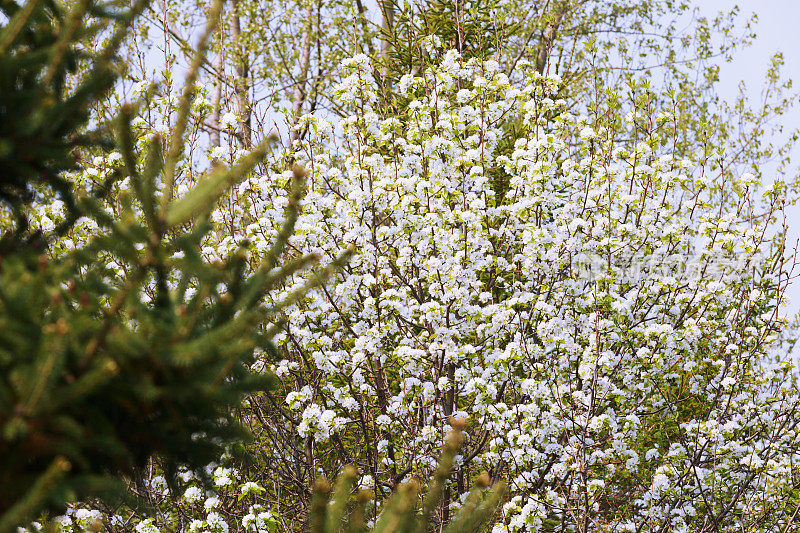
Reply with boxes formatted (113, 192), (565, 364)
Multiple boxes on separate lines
(217, 48), (800, 531)
(32, 21), (800, 533)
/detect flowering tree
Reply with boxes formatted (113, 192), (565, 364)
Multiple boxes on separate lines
(14, 0), (800, 532)
(241, 48), (799, 531)
(74, 46), (800, 533)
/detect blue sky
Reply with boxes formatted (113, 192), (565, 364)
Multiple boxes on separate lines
(699, 1), (800, 318)
(702, 1), (799, 104)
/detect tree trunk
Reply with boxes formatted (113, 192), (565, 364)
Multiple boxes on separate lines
(289, 4), (315, 146)
(535, 1), (569, 75)
(209, 49), (223, 161)
(229, 0), (251, 147)
(379, 0), (394, 80)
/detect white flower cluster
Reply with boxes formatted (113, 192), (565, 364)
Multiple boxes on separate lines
(297, 403), (348, 442)
(34, 46), (800, 532)
(223, 51), (800, 530)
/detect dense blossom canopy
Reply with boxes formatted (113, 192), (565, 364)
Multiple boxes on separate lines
(38, 49), (796, 532)
(16, 2), (800, 530)
(250, 50), (798, 532)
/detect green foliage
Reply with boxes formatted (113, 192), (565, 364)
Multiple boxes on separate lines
(0, 1), (349, 530)
(308, 425), (506, 533)
(0, 0), (147, 244)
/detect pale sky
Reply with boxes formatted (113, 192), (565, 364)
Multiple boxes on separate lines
(700, 1), (800, 319)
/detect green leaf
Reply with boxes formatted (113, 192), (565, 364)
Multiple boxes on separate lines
(164, 140), (269, 228)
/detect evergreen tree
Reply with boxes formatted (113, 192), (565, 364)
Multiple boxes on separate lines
(0, 0), (347, 529)
(308, 423), (506, 533)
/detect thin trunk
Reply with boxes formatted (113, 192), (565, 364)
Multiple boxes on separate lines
(354, 0), (375, 55)
(209, 50), (223, 163)
(289, 4), (314, 146)
(535, 1), (569, 75)
(229, 0), (251, 147)
(441, 359), (456, 526)
(379, 0), (394, 80)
